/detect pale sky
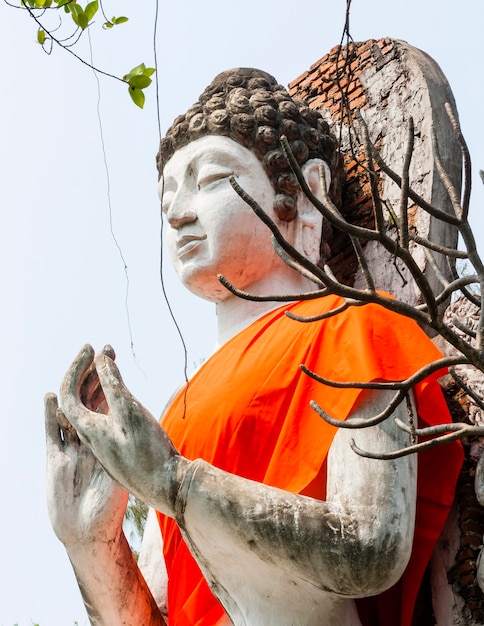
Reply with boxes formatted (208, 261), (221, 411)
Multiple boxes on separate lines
(1, 1), (483, 624)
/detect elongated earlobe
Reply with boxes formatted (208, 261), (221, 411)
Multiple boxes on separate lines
(295, 160), (331, 265)
(303, 159), (332, 201)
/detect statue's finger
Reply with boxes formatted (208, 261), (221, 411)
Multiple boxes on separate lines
(95, 354), (161, 436)
(56, 408), (80, 446)
(91, 346), (115, 410)
(101, 344), (116, 360)
(94, 353), (135, 413)
(95, 353), (126, 390)
(45, 392), (62, 452)
(60, 344), (95, 422)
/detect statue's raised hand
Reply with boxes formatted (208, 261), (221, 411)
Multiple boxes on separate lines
(60, 345), (183, 518)
(45, 391), (128, 548)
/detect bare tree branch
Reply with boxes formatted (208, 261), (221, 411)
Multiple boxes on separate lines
(398, 117), (414, 250)
(217, 275), (328, 303)
(286, 299), (366, 323)
(408, 232), (468, 259)
(452, 317), (476, 339)
(444, 103), (472, 219)
(310, 391), (406, 429)
(449, 367), (484, 410)
(226, 69), (484, 459)
(350, 235), (375, 292)
(301, 356), (467, 391)
(350, 427), (470, 459)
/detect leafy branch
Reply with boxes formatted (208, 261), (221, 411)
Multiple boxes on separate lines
(6, 0), (155, 107)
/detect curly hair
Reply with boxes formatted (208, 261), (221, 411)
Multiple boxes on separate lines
(157, 68), (344, 263)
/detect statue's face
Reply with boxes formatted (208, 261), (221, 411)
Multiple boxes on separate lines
(160, 135), (292, 302)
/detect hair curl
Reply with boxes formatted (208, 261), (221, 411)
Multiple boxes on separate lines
(157, 68), (344, 263)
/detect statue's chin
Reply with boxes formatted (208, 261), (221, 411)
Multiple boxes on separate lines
(179, 271), (233, 303)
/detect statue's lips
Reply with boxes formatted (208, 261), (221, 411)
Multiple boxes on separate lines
(176, 234), (207, 257)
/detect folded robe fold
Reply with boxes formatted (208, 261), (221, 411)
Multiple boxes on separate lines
(157, 295), (463, 626)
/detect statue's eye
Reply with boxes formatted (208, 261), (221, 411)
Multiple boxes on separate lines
(197, 168), (233, 190)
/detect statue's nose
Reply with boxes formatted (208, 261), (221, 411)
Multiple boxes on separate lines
(166, 190), (197, 228)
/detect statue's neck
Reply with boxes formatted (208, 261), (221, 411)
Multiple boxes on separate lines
(214, 273), (318, 347)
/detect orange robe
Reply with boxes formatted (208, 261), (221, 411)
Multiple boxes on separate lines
(158, 296), (463, 625)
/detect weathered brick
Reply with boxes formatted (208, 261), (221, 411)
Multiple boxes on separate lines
(299, 74), (317, 90)
(288, 71), (309, 90)
(318, 59), (338, 77)
(348, 85), (364, 100)
(358, 47), (372, 63)
(309, 94), (329, 109)
(349, 95), (367, 111)
(310, 55), (329, 71)
(350, 58), (364, 72)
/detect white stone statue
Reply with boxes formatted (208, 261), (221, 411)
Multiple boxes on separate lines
(45, 67), (461, 626)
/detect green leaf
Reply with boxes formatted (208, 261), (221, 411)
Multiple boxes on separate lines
(102, 20), (113, 29)
(84, 0), (98, 21)
(69, 4), (88, 29)
(129, 86), (145, 109)
(76, 10), (89, 29)
(128, 74), (152, 89)
(114, 16), (128, 24)
(144, 67), (156, 77)
(127, 63), (147, 78)
(68, 2), (81, 16)
(37, 28), (46, 44)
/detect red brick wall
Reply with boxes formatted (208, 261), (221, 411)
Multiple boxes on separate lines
(289, 40), (399, 284)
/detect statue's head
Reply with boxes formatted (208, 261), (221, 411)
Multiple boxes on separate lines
(158, 68), (343, 301)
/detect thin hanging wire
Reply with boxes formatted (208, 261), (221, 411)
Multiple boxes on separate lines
(153, 0), (190, 416)
(87, 28), (143, 371)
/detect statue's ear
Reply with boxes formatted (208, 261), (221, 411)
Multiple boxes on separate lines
(294, 159), (331, 264)
(301, 158), (332, 203)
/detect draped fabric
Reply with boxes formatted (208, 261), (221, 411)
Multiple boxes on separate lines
(157, 296), (463, 625)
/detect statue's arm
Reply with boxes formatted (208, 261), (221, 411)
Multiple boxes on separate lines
(57, 345), (417, 620)
(65, 524), (165, 626)
(175, 390), (416, 602)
